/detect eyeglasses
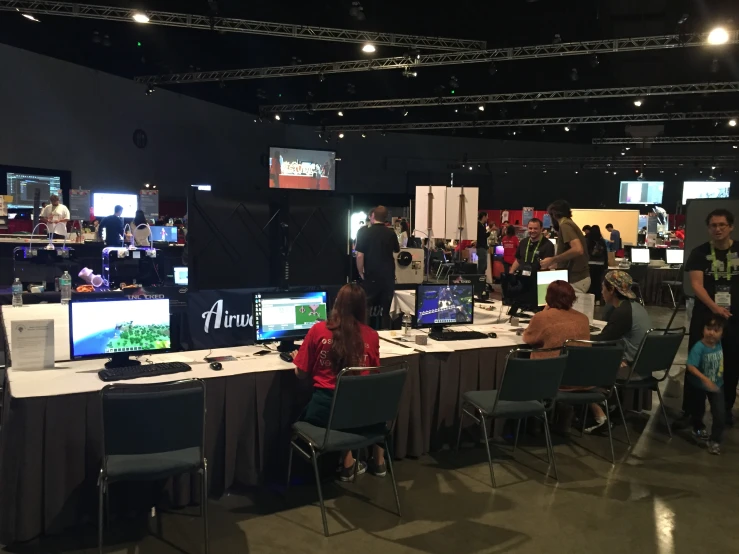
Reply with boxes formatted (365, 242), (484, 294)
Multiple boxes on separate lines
(709, 223), (730, 229)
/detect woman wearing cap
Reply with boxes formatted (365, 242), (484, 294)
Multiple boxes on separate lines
(585, 270), (653, 433)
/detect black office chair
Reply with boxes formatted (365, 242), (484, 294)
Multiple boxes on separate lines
(628, 264), (649, 305)
(287, 362), (408, 537)
(615, 328), (685, 440)
(98, 380), (208, 554)
(558, 340), (627, 464)
(659, 265), (684, 309)
(455, 348), (568, 488)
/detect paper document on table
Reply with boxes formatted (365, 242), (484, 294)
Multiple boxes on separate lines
(10, 319), (55, 370)
(572, 292), (595, 323)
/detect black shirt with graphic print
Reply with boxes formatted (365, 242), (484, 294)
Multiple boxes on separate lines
(685, 241), (739, 316)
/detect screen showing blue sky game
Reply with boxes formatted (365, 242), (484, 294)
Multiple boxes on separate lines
(254, 291), (328, 341)
(416, 284), (474, 327)
(70, 298), (171, 358)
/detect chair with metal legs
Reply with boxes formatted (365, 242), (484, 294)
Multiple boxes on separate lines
(615, 328), (685, 439)
(98, 380), (208, 554)
(455, 347), (568, 488)
(557, 340), (627, 464)
(287, 362), (408, 537)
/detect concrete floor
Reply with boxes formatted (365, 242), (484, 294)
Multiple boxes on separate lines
(7, 307), (739, 554)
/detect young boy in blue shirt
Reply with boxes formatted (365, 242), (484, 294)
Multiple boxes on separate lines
(686, 316), (726, 454)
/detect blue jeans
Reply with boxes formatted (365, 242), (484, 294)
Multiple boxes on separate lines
(689, 383), (725, 443)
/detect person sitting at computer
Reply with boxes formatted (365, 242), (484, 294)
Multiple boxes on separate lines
(510, 218), (554, 275)
(132, 210), (151, 247)
(98, 205), (125, 247)
(292, 283), (388, 481)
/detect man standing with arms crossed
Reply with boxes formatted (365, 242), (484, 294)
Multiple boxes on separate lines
(540, 199), (590, 292)
(39, 194), (70, 239)
(356, 206), (399, 330)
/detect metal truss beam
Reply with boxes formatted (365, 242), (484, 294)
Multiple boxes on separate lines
(133, 31), (739, 84)
(0, 0), (485, 50)
(262, 81), (739, 113)
(593, 135), (738, 145)
(460, 155), (737, 169)
(322, 111), (739, 132)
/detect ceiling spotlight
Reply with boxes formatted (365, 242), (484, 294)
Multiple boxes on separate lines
(449, 76), (459, 89)
(403, 110), (409, 117)
(730, 119), (737, 127)
(454, 109), (458, 113)
(468, 166), (473, 171)
(478, 104), (485, 112)
(402, 68), (418, 78)
(734, 145), (738, 149)
(613, 171), (617, 175)
(621, 152), (625, 155)
(339, 133), (345, 139)
(21, 13), (41, 22)
(319, 72), (325, 83)
(575, 171), (579, 174)
(589, 54), (599, 68)
(708, 27), (730, 45)
(132, 12), (150, 23)
(712, 166), (717, 170)
(361, 133), (366, 138)
(570, 68), (579, 81)
(678, 14), (689, 25)
(625, 147), (631, 150)
(274, 114), (281, 121)
(553, 34), (562, 44)
(362, 43), (376, 53)
(633, 99), (643, 107)
(564, 125), (570, 132)
(145, 85), (155, 95)
(145, 183), (150, 188)
(338, 111), (344, 117)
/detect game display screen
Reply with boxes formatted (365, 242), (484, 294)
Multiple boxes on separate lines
(150, 226), (178, 242)
(682, 181), (731, 205)
(70, 298), (171, 358)
(93, 193), (138, 218)
(666, 249), (684, 265)
(268, 147), (336, 191)
(173, 266), (188, 285)
(416, 284), (474, 327)
(6, 173), (62, 208)
(536, 270), (569, 306)
(254, 291), (328, 341)
(619, 181), (664, 204)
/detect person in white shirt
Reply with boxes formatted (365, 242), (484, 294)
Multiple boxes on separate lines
(132, 209), (152, 247)
(39, 194), (70, 238)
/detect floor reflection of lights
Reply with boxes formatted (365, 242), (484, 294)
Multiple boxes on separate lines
(653, 497), (676, 554)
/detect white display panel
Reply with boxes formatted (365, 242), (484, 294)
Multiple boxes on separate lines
(666, 249), (684, 265)
(414, 186), (447, 240)
(93, 193), (138, 218)
(631, 248), (650, 264)
(682, 181), (730, 205)
(444, 187), (479, 241)
(619, 181), (664, 204)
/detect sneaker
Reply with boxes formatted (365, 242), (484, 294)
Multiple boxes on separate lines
(368, 459), (387, 477)
(584, 418), (608, 434)
(708, 441), (721, 455)
(339, 460), (367, 482)
(692, 428), (710, 442)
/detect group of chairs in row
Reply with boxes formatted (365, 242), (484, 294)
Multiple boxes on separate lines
(93, 327), (684, 549)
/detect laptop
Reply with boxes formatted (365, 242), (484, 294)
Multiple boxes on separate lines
(665, 249), (684, 268)
(173, 266), (188, 286)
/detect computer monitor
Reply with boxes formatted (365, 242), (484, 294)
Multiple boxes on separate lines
(449, 274), (487, 298)
(536, 270), (569, 306)
(6, 172), (62, 209)
(415, 284), (474, 331)
(150, 226), (178, 242)
(69, 297), (171, 369)
(254, 291), (328, 352)
(173, 266), (188, 286)
(494, 245), (504, 256)
(666, 249), (684, 265)
(631, 248), (650, 264)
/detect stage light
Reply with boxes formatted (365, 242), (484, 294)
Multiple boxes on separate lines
(734, 145), (738, 149)
(454, 109), (458, 113)
(132, 12), (150, 23)
(478, 104), (485, 111)
(625, 147), (631, 150)
(450, 89), (455, 94)
(633, 99), (643, 107)
(274, 114), (281, 121)
(362, 43), (376, 53)
(730, 119), (737, 127)
(575, 171), (579, 174)
(589, 54), (599, 68)
(319, 72), (325, 83)
(21, 13), (40, 22)
(339, 133), (345, 138)
(361, 133), (366, 138)
(338, 111), (344, 117)
(708, 27), (729, 45)
(403, 110), (409, 117)
(145, 85), (155, 95)
(621, 152), (625, 155)
(564, 126), (570, 132)
(137, 41), (142, 47)
(145, 183), (150, 188)
(613, 171), (617, 175)
(468, 166), (473, 171)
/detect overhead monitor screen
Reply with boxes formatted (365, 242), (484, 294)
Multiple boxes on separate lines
(682, 181), (731, 205)
(269, 147), (336, 191)
(619, 181), (664, 205)
(6, 173), (62, 209)
(93, 193), (138, 218)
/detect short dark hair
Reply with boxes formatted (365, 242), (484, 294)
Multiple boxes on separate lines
(506, 225), (516, 236)
(478, 211), (487, 221)
(374, 205), (388, 222)
(114, 205), (123, 214)
(528, 218), (543, 228)
(706, 209), (734, 226)
(704, 315), (726, 330)
(605, 223), (614, 230)
(547, 199), (572, 219)
(582, 225), (591, 232)
(546, 280), (577, 310)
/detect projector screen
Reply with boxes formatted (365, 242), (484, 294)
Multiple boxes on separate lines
(268, 147), (336, 191)
(93, 193), (138, 218)
(619, 181), (664, 205)
(682, 181), (731, 205)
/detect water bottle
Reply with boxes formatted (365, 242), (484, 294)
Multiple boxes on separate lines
(60, 271), (72, 305)
(12, 278), (23, 308)
(402, 313), (412, 336)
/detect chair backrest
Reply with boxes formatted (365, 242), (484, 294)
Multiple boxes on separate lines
(101, 379), (205, 459)
(630, 328), (685, 379)
(324, 362), (408, 444)
(496, 348), (568, 403)
(562, 340), (625, 388)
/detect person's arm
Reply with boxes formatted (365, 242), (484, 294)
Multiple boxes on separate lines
(690, 270), (730, 319)
(97, 218), (105, 238)
(592, 302), (631, 341)
(393, 231), (400, 253)
(356, 252), (365, 279)
(686, 363), (719, 392)
(57, 207), (70, 223)
(686, 343), (719, 392)
(510, 259), (520, 273)
(292, 328), (315, 378)
(542, 238), (584, 268)
(522, 311), (546, 347)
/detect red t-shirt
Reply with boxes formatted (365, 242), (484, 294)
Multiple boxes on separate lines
(293, 320), (380, 390)
(502, 236), (519, 264)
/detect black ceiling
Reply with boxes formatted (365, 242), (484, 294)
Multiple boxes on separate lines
(2, 0), (739, 143)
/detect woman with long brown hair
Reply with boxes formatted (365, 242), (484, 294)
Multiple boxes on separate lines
(293, 283), (386, 481)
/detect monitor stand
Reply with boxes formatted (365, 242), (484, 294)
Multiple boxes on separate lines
(105, 353), (141, 369)
(430, 325), (446, 334)
(277, 340), (297, 353)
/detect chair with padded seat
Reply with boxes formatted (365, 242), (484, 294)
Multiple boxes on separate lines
(558, 340), (627, 464)
(98, 379), (208, 554)
(455, 347), (568, 488)
(287, 362), (408, 537)
(615, 328), (685, 440)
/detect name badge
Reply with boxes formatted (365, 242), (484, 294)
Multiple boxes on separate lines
(522, 270), (532, 277)
(716, 284), (731, 308)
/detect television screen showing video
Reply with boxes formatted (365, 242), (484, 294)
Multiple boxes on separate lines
(150, 226), (178, 242)
(682, 181), (731, 205)
(269, 147), (336, 191)
(619, 181), (664, 205)
(6, 173), (62, 209)
(415, 284), (474, 327)
(93, 193), (138, 218)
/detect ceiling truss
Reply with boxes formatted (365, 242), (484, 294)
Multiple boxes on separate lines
(593, 136), (738, 145)
(460, 155), (737, 170)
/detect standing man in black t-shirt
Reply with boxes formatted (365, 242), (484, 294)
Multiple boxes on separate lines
(475, 211), (491, 276)
(355, 205), (400, 330)
(684, 208), (739, 425)
(510, 218), (555, 275)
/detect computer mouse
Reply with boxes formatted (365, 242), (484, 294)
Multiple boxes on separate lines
(487, 332), (498, 339)
(209, 362), (223, 371)
(280, 352), (294, 363)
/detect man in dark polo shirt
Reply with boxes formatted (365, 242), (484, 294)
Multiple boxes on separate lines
(541, 199), (590, 292)
(356, 205), (400, 329)
(510, 217), (555, 275)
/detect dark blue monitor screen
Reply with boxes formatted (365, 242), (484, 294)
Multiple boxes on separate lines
(415, 284), (474, 327)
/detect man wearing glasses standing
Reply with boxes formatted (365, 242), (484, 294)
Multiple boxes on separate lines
(683, 209), (739, 428)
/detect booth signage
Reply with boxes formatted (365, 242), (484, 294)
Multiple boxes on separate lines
(522, 207), (534, 226)
(187, 289), (255, 349)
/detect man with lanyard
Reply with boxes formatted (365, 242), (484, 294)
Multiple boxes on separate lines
(511, 218), (555, 276)
(475, 211), (491, 276)
(683, 208), (739, 427)
(39, 194), (70, 239)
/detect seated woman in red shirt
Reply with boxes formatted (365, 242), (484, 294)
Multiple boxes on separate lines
(293, 283), (385, 481)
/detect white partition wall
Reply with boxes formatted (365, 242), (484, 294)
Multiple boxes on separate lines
(444, 187), (479, 240)
(414, 186), (448, 240)
(571, 208), (639, 245)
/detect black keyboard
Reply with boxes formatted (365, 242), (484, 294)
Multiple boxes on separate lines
(428, 330), (488, 341)
(98, 361), (192, 382)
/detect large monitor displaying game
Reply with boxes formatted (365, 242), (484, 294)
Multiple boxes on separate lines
(6, 172), (62, 209)
(93, 193), (138, 218)
(150, 225), (178, 242)
(682, 181), (731, 205)
(69, 298), (171, 367)
(619, 181), (664, 205)
(268, 147), (336, 191)
(254, 291), (328, 350)
(536, 270), (569, 306)
(415, 284), (474, 328)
